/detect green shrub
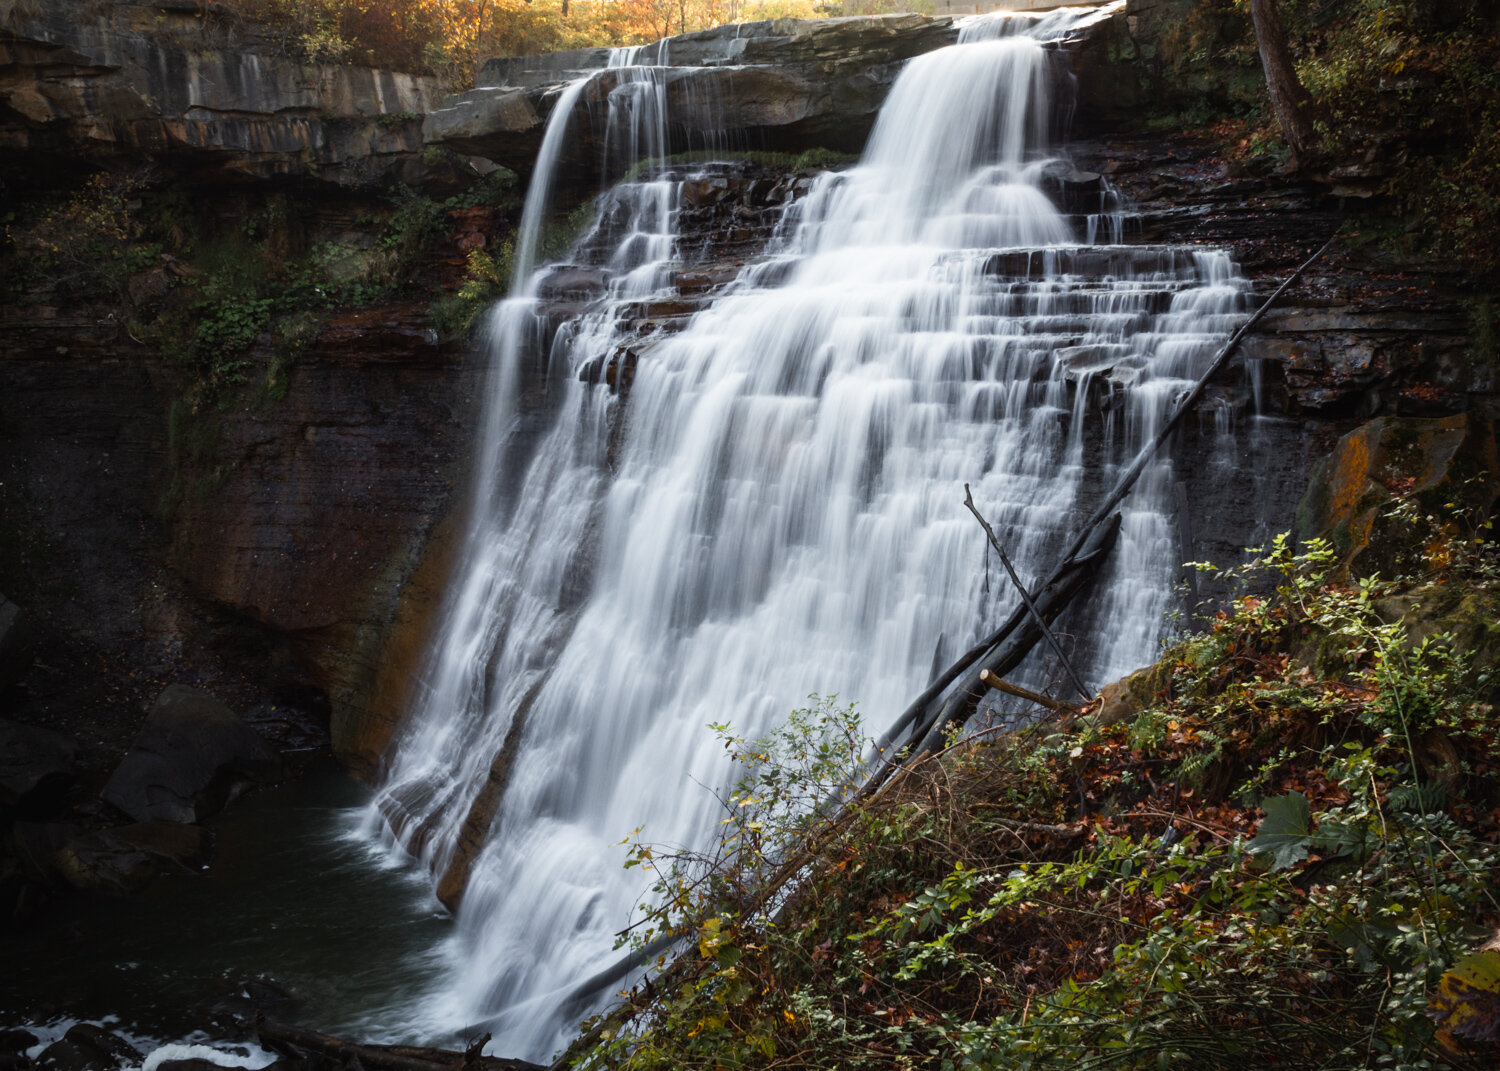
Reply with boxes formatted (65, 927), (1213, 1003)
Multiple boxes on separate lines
(573, 529), (1500, 1071)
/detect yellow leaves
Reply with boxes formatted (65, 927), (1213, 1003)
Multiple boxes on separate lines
(698, 916), (730, 959)
(1429, 949), (1500, 1044)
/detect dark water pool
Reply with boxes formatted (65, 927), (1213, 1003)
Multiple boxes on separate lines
(1, 764), (452, 1045)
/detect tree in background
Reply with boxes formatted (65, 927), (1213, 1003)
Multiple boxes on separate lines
(1246, 0), (1316, 168)
(236, 0), (834, 87)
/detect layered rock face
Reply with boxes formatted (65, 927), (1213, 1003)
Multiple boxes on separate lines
(0, 0), (441, 186)
(0, 276), (482, 777)
(424, 14), (960, 176)
(1, 1), (486, 789)
(164, 305), (483, 777)
(1070, 134), (1480, 419)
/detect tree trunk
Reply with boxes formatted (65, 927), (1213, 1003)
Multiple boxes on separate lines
(1249, 0), (1318, 168)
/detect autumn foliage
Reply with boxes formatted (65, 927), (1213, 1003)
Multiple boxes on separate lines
(231, 0), (852, 87)
(578, 518), (1500, 1070)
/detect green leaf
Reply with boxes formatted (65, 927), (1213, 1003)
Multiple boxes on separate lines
(1248, 791), (1312, 870)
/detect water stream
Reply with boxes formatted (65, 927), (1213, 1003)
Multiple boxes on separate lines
(370, 5), (1249, 1059)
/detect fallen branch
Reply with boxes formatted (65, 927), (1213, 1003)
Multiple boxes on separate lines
(964, 484), (1091, 702)
(991, 817), (1088, 838)
(979, 669), (1080, 716)
(552, 236), (1338, 1070)
(1049, 233), (1338, 574)
(887, 233), (1338, 760)
(876, 512), (1119, 762)
(913, 514), (1120, 756)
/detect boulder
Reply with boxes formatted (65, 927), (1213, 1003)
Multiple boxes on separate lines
(49, 821), (209, 896)
(48, 833), (154, 896)
(0, 719), (79, 818)
(102, 686), (283, 824)
(1296, 414), (1500, 576)
(1090, 662), (1172, 729)
(35, 1027), (139, 1071)
(35, 1041), (112, 1071)
(0, 1030), (38, 1056)
(60, 1027), (138, 1065)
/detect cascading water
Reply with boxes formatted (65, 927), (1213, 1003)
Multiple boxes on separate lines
(369, 4), (1248, 1059)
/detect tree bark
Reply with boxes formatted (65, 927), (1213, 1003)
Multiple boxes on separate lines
(1249, 0), (1318, 168)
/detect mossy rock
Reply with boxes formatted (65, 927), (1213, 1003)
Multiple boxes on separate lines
(1296, 414), (1499, 577)
(1374, 583), (1500, 702)
(1090, 659), (1174, 729)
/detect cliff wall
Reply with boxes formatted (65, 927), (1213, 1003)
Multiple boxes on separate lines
(1, 0), (1492, 805)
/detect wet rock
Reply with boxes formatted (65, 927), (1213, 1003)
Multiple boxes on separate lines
(49, 832), (155, 895)
(34, 1025), (139, 1071)
(0, 595), (37, 693)
(436, 15), (960, 175)
(34, 1041), (108, 1071)
(680, 178), (722, 206)
(672, 268), (739, 294)
(155, 1061), (260, 1071)
(49, 821), (207, 895)
(60, 1027), (138, 1066)
(535, 268), (609, 300)
(101, 686), (283, 824)
(0, 1028), (37, 1070)
(615, 298), (703, 322)
(209, 977), (300, 1027)
(1059, 343), (1131, 378)
(0, 1030), (38, 1053)
(0, 720), (79, 819)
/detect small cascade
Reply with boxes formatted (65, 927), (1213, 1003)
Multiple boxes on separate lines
(370, 4), (1249, 1059)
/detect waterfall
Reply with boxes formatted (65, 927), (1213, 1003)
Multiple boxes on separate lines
(369, 3), (1247, 1059)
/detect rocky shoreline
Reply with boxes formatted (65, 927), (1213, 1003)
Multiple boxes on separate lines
(1, 1018), (546, 1071)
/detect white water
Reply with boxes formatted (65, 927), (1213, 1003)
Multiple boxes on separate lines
(369, 4), (1247, 1059)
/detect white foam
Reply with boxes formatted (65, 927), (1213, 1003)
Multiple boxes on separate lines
(140, 1042), (278, 1071)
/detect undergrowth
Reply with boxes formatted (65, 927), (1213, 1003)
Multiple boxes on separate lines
(4, 167), (520, 514)
(572, 510), (1500, 1070)
(430, 196), (596, 338)
(1170, 0), (1500, 276)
